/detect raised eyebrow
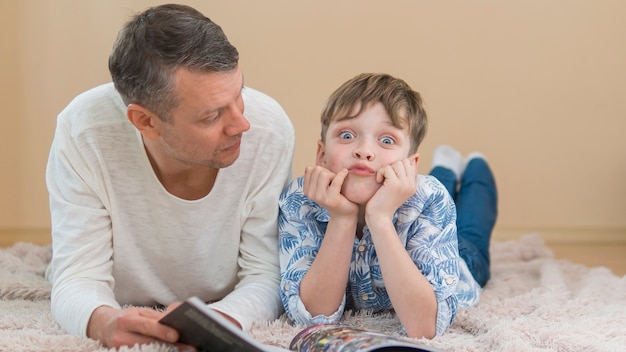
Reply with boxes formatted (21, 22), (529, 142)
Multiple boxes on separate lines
(333, 126), (355, 136)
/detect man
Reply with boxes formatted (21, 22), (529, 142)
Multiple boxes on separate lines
(45, 4), (294, 349)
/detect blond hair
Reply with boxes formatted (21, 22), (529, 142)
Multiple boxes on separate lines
(320, 73), (428, 154)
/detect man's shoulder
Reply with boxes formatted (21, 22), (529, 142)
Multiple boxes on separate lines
(57, 82), (127, 131)
(242, 87), (294, 134)
(63, 82), (124, 112)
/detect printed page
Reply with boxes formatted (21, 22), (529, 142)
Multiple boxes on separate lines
(290, 324), (441, 352)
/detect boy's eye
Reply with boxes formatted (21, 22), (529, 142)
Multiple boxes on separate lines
(339, 131), (354, 139)
(380, 136), (395, 145)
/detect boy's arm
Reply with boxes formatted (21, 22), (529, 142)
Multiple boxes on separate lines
(278, 168), (358, 325)
(297, 166), (358, 316)
(366, 218), (438, 338)
(370, 173), (467, 337)
(365, 158), (437, 338)
(299, 213), (356, 316)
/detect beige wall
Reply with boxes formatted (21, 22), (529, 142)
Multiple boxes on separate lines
(1, 1), (20, 226)
(1, 0), (625, 242)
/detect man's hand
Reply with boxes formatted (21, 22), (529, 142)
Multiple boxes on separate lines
(88, 304), (195, 351)
(303, 166), (358, 218)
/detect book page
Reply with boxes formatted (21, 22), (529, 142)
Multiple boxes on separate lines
(290, 324), (439, 352)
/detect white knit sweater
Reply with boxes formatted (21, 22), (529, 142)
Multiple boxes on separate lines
(45, 83), (295, 337)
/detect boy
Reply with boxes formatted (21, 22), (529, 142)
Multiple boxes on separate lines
(278, 73), (497, 338)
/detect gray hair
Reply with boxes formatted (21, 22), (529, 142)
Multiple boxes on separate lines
(109, 4), (239, 121)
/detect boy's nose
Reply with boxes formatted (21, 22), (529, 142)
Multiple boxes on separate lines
(353, 147), (374, 161)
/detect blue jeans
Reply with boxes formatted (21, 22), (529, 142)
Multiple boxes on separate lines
(430, 158), (498, 287)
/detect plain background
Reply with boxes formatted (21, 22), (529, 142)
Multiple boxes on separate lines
(1, 0), (625, 243)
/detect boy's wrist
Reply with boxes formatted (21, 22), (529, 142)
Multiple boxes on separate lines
(328, 213), (358, 228)
(328, 204), (359, 221)
(364, 213), (394, 232)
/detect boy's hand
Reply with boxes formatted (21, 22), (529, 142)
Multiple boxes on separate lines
(303, 166), (358, 218)
(366, 156), (418, 220)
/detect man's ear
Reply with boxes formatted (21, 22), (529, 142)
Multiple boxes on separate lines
(315, 140), (327, 166)
(127, 104), (160, 140)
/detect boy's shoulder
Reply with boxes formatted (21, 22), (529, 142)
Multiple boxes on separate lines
(413, 174), (455, 207)
(280, 175), (306, 200)
(417, 174), (448, 193)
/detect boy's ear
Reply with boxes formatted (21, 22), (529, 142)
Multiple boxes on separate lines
(127, 104), (160, 140)
(410, 152), (420, 167)
(316, 140), (327, 166)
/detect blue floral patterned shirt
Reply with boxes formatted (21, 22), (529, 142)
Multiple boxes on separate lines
(278, 174), (481, 336)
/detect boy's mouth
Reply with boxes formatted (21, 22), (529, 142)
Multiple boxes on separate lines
(348, 165), (375, 176)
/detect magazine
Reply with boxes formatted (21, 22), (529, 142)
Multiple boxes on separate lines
(159, 296), (442, 352)
(289, 324), (442, 352)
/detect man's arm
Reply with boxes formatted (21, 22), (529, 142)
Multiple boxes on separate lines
(46, 118), (120, 337)
(46, 117), (180, 348)
(208, 107), (296, 330)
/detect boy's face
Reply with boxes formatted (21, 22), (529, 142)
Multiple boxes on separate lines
(317, 102), (414, 205)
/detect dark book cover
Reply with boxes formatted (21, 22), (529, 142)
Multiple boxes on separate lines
(159, 296), (287, 352)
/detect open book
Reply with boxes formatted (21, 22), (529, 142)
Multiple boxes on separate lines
(159, 296), (443, 352)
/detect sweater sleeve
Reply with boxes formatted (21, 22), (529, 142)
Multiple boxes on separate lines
(45, 116), (120, 337)
(208, 92), (296, 331)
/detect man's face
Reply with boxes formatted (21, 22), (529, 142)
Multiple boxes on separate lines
(154, 66), (250, 169)
(317, 102), (412, 205)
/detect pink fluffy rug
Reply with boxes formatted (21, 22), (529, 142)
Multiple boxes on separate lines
(1, 234), (625, 351)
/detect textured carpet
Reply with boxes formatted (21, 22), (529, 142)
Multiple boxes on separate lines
(1, 234), (624, 352)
